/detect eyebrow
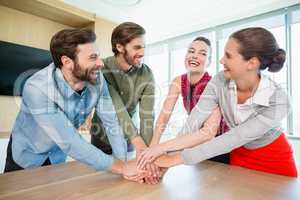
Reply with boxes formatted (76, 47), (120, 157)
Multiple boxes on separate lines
(188, 47), (207, 53)
(89, 53), (99, 58)
(133, 44), (145, 48)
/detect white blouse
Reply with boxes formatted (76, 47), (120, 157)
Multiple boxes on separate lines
(230, 74), (276, 124)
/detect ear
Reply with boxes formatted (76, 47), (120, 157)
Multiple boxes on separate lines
(116, 43), (125, 54)
(247, 57), (260, 71)
(61, 55), (74, 69)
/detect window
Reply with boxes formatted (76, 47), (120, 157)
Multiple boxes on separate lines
(146, 4), (300, 138)
(291, 10), (300, 136)
(144, 44), (169, 116)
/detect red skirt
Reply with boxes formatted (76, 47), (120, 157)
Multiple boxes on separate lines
(230, 133), (298, 177)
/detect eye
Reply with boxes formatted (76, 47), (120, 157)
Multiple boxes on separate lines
(225, 52), (230, 58)
(90, 54), (98, 60)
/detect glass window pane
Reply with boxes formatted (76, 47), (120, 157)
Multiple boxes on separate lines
(291, 22), (300, 136)
(262, 26), (287, 90)
(218, 15), (285, 40)
(267, 26), (288, 132)
(292, 9), (300, 24)
(217, 38), (227, 72)
(170, 48), (187, 79)
(144, 44), (169, 115)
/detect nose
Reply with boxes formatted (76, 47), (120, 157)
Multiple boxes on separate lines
(96, 58), (104, 69)
(192, 53), (199, 60)
(138, 48), (145, 57)
(220, 56), (225, 65)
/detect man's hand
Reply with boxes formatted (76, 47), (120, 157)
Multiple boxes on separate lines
(122, 160), (147, 183)
(143, 163), (161, 184)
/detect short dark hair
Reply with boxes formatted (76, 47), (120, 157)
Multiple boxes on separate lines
(50, 28), (96, 68)
(230, 27), (285, 72)
(111, 22), (145, 55)
(193, 36), (211, 47)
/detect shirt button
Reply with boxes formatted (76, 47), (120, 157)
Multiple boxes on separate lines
(81, 111), (84, 114)
(120, 91), (124, 95)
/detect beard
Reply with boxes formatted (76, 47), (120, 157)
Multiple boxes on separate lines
(123, 49), (142, 68)
(72, 61), (98, 85)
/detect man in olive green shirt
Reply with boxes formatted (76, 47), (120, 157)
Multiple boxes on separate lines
(91, 22), (157, 182)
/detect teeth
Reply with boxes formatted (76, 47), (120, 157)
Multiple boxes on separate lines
(189, 60), (200, 66)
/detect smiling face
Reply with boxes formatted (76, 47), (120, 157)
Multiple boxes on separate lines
(118, 36), (145, 67)
(184, 40), (210, 74)
(72, 42), (103, 85)
(219, 38), (252, 81)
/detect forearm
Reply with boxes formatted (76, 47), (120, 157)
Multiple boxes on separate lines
(159, 130), (213, 153)
(110, 159), (124, 174)
(159, 108), (221, 153)
(150, 114), (171, 146)
(155, 153), (184, 168)
(131, 136), (147, 150)
(35, 113), (115, 171)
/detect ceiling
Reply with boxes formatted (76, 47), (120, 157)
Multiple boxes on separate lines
(63, 0), (300, 44)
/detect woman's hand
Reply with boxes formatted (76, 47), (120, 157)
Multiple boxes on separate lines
(142, 163), (160, 184)
(154, 153), (183, 168)
(137, 145), (166, 170)
(122, 160), (146, 183)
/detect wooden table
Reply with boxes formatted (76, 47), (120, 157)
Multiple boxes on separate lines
(0, 161), (299, 200)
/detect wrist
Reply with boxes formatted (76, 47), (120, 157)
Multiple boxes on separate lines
(160, 143), (169, 154)
(131, 136), (147, 150)
(171, 154), (184, 167)
(149, 139), (159, 147)
(111, 159), (125, 175)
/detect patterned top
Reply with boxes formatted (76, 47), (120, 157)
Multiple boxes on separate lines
(181, 72), (228, 134)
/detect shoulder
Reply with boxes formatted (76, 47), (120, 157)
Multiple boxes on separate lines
(207, 71), (228, 87)
(168, 75), (182, 93)
(140, 63), (154, 75)
(23, 63), (55, 95)
(266, 76), (290, 105)
(138, 63), (155, 82)
(102, 56), (114, 66)
(21, 64), (57, 113)
(173, 75), (182, 85)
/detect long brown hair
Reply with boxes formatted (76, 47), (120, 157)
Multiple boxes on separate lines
(230, 27), (285, 72)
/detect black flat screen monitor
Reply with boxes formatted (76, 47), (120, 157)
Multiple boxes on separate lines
(0, 40), (52, 96)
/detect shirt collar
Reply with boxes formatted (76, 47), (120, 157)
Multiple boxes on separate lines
(251, 74), (275, 106)
(110, 56), (139, 74)
(229, 74), (275, 107)
(54, 67), (88, 98)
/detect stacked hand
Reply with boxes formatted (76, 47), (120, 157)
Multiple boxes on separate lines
(122, 160), (147, 183)
(122, 146), (168, 184)
(137, 145), (165, 170)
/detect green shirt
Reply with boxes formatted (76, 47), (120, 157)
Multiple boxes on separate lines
(92, 56), (155, 145)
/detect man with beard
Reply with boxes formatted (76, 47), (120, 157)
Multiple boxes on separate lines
(91, 22), (161, 184)
(4, 29), (145, 181)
